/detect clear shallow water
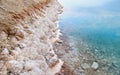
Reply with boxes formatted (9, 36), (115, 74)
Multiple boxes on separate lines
(60, 14), (120, 74)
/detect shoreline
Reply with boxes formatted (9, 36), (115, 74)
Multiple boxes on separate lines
(54, 32), (111, 75)
(54, 33), (75, 75)
(54, 33), (85, 75)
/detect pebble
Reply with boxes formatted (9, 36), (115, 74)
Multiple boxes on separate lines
(81, 63), (90, 70)
(57, 39), (63, 43)
(91, 62), (99, 70)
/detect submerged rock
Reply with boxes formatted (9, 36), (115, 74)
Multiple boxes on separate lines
(91, 62), (99, 70)
(81, 63), (90, 70)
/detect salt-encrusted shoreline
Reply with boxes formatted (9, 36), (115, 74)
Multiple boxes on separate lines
(54, 33), (75, 75)
(0, 0), (110, 75)
(0, 0), (64, 75)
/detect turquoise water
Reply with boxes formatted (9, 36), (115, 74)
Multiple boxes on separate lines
(60, 0), (120, 75)
(60, 14), (120, 74)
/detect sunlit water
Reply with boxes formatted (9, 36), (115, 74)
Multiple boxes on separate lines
(60, 14), (120, 74)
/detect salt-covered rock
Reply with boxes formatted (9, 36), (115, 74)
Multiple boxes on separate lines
(36, 55), (45, 61)
(0, 0), (63, 75)
(39, 61), (48, 71)
(1, 48), (9, 55)
(46, 59), (63, 75)
(0, 31), (8, 40)
(18, 43), (26, 49)
(14, 47), (21, 53)
(20, 69), (45, 75)
(24, 61), (35, 71)
(7, 55), (14, 60)
(10, 36), (18, 43)
(10, 50), (19, 59)
(91, 62), (99, 70)
(6, 60), (23, 73)
(0, 65), (7, 75)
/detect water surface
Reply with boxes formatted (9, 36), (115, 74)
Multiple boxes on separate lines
(59, 0), (120, 74)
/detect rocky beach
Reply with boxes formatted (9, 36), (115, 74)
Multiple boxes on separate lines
(0, 0), (120, 75)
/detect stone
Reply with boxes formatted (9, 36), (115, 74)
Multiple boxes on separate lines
(0, 0), (63, 75)
(6, 60), (23, 73)
(91, 62), (99, 70)
(0, 31), (8, 40)
(46, 59), (63, 75)
(24, 61), (35, 71)
(39, 61), (48, 71)
(81, 63), (90, 70)
(1, 48), (9, 55)
(10, 50), (19, 59)
(57, 39), (63, 43)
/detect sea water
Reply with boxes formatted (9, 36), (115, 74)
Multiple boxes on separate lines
(60, 12), (120, 75)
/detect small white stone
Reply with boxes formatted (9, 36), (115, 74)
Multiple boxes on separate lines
(91, 62), (99, 70)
